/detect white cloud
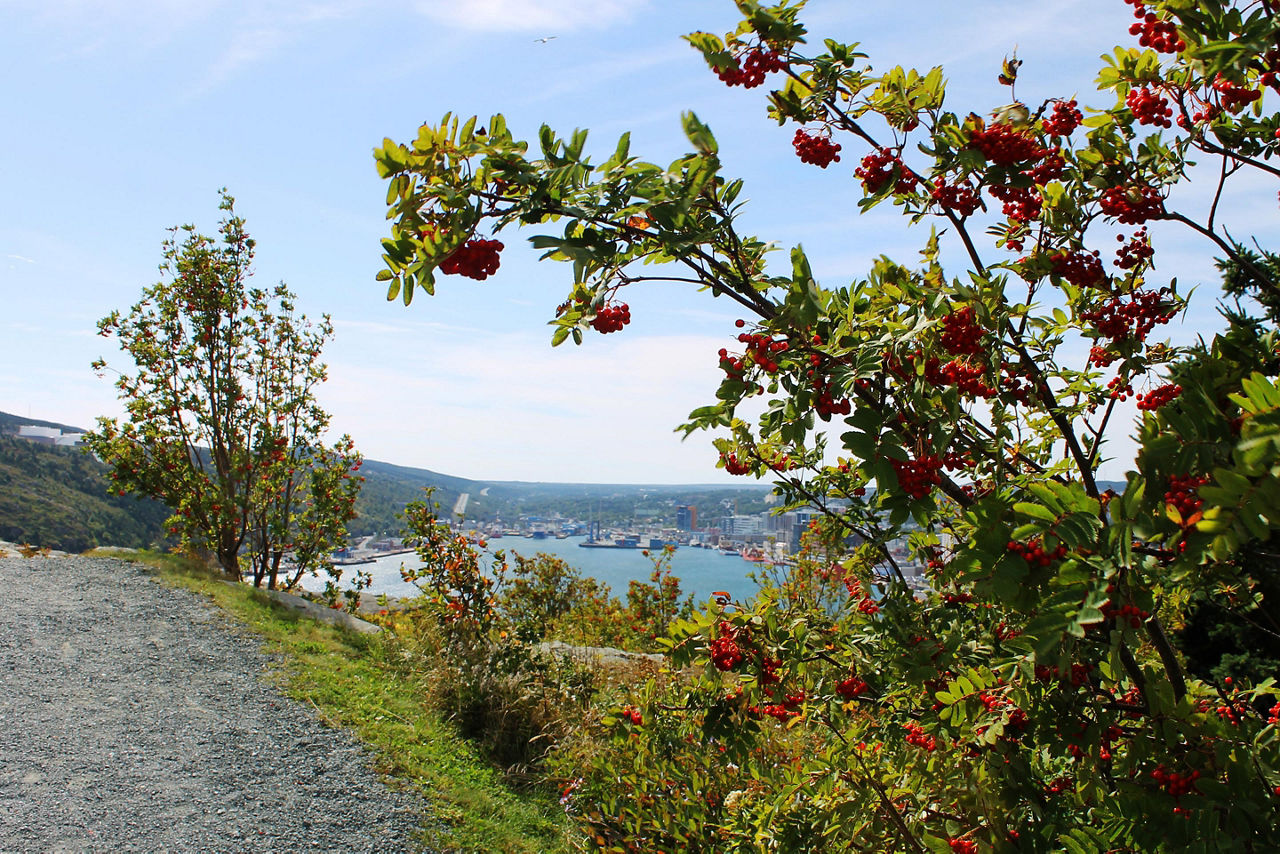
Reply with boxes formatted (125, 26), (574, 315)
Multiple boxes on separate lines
(411, 0), (645, 33)
(6, 254), (35, 264)
(320, 327), (741, 482)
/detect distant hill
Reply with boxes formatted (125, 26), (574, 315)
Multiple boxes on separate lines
(0, 433), (171, 552)
(0, 410), (773, 546)
(0, 411), (86, 435)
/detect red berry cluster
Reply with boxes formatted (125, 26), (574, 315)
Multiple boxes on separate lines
(1127, 87), (1174, 128)
(930, 177), (981, 216)
(1102, 585), (1150, 628)
(751, 702), (801, 722)
(939, 306), (985, 356)
(1046, 775), (1074, 795)
(1024, 150), (1066, 185)
(836, 675), (869, 700)
(1210, 74), (1262, 113)
(1151, 765), (1201, 797)
(718, 348), (746, 380)
(620, 705), (643, 725)
(1136, 382), (1182, 410)
(949, 841), (978, 854)
(737, 330), (789, 373)
(904, 722), (937, 751)
(891, 454), (943, 499)
(793, 130), (842, 168)
(989, 183), (1042, 222)
(1080, 289), (1173, 344)
(721, 452), (753, 476)
(439, 238), (504, 280)
(1099, 184), (1165, 224)
(1108, 377), (1135, 401)
(938, 358), (998, 399)
(1001, 366), (1034, 405)
(855, 148), (918, 195)
(710, 620), (745, 671)
(1164, 473), (1208, 519)
(1088, 345), (1118, 368)
(811, 373), (852, 419)
(1051, 249), (1107, 288)
(1115, 228), (1154, 269)
(590, 302), (631, 333)
(1126, 0), (1186, 53)
(968, 123), (1049, 166)
(1007, 537), (1068, 567)
(1042, 99), (1084, 136)
(716, 47), (786, 88)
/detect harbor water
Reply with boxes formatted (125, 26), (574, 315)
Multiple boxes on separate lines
(302, 536), (770, 605)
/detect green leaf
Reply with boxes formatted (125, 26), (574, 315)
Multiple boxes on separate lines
(681, 111), (719, 155)
(1015, 501), (1059, 524)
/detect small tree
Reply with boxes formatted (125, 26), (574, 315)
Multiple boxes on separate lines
(90, 191), (362, 588)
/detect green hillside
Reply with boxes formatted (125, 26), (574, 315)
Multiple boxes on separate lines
(0, 434), (171, 552)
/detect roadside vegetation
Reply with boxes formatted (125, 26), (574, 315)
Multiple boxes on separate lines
(90, 547), (572, 854)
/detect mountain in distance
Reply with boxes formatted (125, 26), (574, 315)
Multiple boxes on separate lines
(0, 411), (772, 548)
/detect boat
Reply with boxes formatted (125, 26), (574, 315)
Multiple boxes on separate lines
(719, 544), (739, 556)
(580, 534), (643, 549)
(740, 547), (767, 563)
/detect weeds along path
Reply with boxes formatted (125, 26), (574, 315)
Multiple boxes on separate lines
(0, 550), (430, 852)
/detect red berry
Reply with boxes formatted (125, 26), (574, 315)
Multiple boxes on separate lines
(793, 129), (842, 168)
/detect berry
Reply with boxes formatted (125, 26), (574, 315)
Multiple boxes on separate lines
(1127, 3), (1186, 54)
(1115, 228), (1154, 269)
(930, 177), (981, 216)
(1136, 382), (1182, 410)
(709, 621), (745, 670)
(1099, 184), (1165, 224)
(1127, 87), (1174, 128)
(1212, 74), (1262, 113)
(939, 306), (985, 356)
(904, 721), (937, 751)
(836, 675), (869, 700)
(968, 123), (1049, 166)
(1042, 99), (1084, 136)
(716, 46), (785, 88)
(721, 452), (753, 476)
(856, 148), (918, 195)
(988, 182), (1042, 222)
(1051, 249), (1106, 288)
(1080, 289), (1174, 345)
(891, 455), (943, 500)
(439, 238), (504, 280)
(1007, 537), (1068, 568)
(1164, 474), (1208, 519)
(793, 129), (842, 168)
(590, 302), (631, 334)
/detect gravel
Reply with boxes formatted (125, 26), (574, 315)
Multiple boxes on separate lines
(0, 548), (433, 853)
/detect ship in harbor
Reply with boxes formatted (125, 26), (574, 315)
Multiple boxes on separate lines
(580, 533), (642, 549)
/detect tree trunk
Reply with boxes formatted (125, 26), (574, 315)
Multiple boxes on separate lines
(217, 543), (241, 582)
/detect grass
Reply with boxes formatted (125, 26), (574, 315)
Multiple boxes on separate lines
(91, 548), (573, 854)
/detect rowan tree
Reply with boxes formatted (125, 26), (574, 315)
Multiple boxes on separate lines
(376, 1), (1280, 849)
(90, 192), (363, 590)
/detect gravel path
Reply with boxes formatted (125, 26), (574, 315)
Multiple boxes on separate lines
(0, 549), (432, 853)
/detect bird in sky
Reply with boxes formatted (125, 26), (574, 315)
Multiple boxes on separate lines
(534, 35), (557, 43)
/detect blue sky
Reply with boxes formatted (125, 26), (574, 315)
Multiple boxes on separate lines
(2, 0), (1269, 483)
